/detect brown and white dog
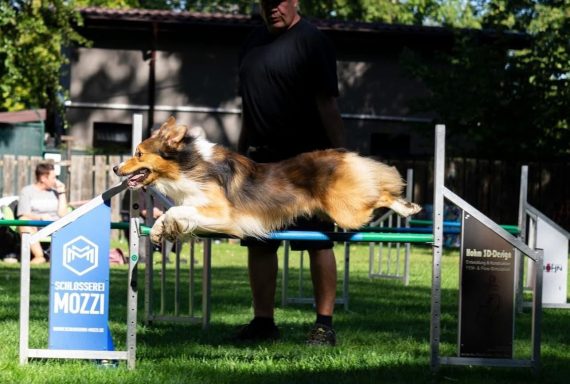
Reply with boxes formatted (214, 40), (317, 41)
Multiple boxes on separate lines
(114, 117), (421, 244)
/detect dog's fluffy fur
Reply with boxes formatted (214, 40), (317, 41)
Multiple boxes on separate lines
(115, 117), (421, 244)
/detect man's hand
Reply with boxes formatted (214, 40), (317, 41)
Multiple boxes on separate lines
(54, 179), (66, 194)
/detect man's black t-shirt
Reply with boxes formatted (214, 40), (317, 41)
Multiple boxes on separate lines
(239, 18), (339, 161)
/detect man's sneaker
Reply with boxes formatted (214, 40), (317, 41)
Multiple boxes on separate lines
(306, 324), (336, 346)
(235, 320), (280, 342)
(2, 257), (18, 264)
(2, 253), (18, 264)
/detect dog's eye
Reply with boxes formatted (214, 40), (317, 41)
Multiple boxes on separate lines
(136, 151), (142, 158)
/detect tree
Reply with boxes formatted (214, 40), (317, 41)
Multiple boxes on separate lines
(73, 0), (485, 27)
(403, 0), (570, 159)
(4, 0), (567, 159)
(300, 0), (482, 27)
(0, 0), (489, 113)
(0, 1), (87, 113)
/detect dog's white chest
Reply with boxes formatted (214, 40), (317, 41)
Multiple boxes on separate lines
(155, 178), (210, 207)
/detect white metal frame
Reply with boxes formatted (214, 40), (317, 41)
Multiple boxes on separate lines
(368, 168), (414, 285)
(143, 187), (212, 329)
(19, 114), (145, 369)
(281, 240), (350, 310)
(19, 180), (138, 368)
(430, 125), (543, 373)
(514, 165), (570, 310)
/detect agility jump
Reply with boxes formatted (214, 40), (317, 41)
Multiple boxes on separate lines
(430, 125), (543, 373)
(6, 115), (548, 373)
(128, 117), (545, 373)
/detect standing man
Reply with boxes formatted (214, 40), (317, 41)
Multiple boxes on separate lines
(18, 163), (68, 264)
(237, 0), (345, 346)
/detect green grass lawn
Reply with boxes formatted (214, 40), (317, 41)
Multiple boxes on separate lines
(0, 241), (568, 383)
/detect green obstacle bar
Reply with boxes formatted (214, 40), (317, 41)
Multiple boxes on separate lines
(136, 226), (433, 243)
(0, 219), (134, 232)
(1, 220), (434, 243)
(409, 219), (520, 235)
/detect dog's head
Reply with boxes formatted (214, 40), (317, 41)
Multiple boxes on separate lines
(114, 116), (209, 189)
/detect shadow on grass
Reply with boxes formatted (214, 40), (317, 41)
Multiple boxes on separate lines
(3, 261), (570, 384)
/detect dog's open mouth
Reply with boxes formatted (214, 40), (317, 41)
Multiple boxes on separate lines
(126, 168), (150, 188)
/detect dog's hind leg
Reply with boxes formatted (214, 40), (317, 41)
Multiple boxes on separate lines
(376, 191), (422, 218)
(327, 205), (376, 230)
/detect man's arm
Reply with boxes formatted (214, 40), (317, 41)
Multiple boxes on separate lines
(238, 110), (251, 155)
(54, 179), (68, 218)
(316, 94), (345, 148)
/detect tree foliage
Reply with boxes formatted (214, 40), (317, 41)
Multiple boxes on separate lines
(0, 0), (495, 113)
(404, 0), (570, 158)
(0, 1), (87, 112)
(1, 1), (568, 159)
(74, 0), (486, 27)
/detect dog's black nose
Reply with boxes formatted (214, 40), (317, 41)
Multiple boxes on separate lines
(113, 165), (119, 175)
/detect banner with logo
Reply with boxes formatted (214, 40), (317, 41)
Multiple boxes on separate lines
(459, 212), (516, 358)
(48, 202), (113, 350)
(536, 217), (568, 304)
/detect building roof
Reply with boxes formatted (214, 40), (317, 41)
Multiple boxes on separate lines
(0, 109), (46, 124)
(78, 7), (529, 49)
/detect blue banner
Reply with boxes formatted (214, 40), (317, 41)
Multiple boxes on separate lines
(48, 202), (113, 350)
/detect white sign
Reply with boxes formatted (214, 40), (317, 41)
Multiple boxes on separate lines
(44, 153), (62, 176)
(536, 217), (568, 304)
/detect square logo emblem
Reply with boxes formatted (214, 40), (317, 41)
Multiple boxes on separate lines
(62, 236), (99, 276)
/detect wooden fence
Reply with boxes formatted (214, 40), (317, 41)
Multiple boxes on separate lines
(388, 157), (570, 231)
(0, 154), (128, 239)
(1, 154), (569, 234)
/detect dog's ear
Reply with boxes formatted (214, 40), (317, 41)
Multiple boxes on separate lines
(188, 126), (206, 139)
(161, 116), (177, 130)
(163, 124), (187, 148)
(154, 116), (176, 138)
(158, 116), (187, 148)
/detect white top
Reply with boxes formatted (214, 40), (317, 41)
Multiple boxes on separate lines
(17, 185), (60, 220)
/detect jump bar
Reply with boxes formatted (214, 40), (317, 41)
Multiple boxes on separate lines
(409, 219), (520, 234)
(138, 227), (433, 243)
(1, 220), (433, 243)
(0, 219), (132, 231)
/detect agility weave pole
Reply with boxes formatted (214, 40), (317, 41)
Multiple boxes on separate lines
(430, 124), (543, 373)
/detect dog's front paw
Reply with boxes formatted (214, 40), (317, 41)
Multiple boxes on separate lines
(151, 210), (197, 243)
(150, 215), (166, 244)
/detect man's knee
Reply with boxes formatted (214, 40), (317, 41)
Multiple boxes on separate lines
(308, 248), (335, 260)
(19, 226), (38, 235)
(247, 244), (280, 259)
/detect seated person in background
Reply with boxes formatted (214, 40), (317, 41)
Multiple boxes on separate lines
(17, 163), (68, 264)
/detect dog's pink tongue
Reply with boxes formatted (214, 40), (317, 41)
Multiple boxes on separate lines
(128, 174), (145, 187)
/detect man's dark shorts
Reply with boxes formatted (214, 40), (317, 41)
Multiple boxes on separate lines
(241, 148), (335, 251)
(240, 216), (335, 252)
